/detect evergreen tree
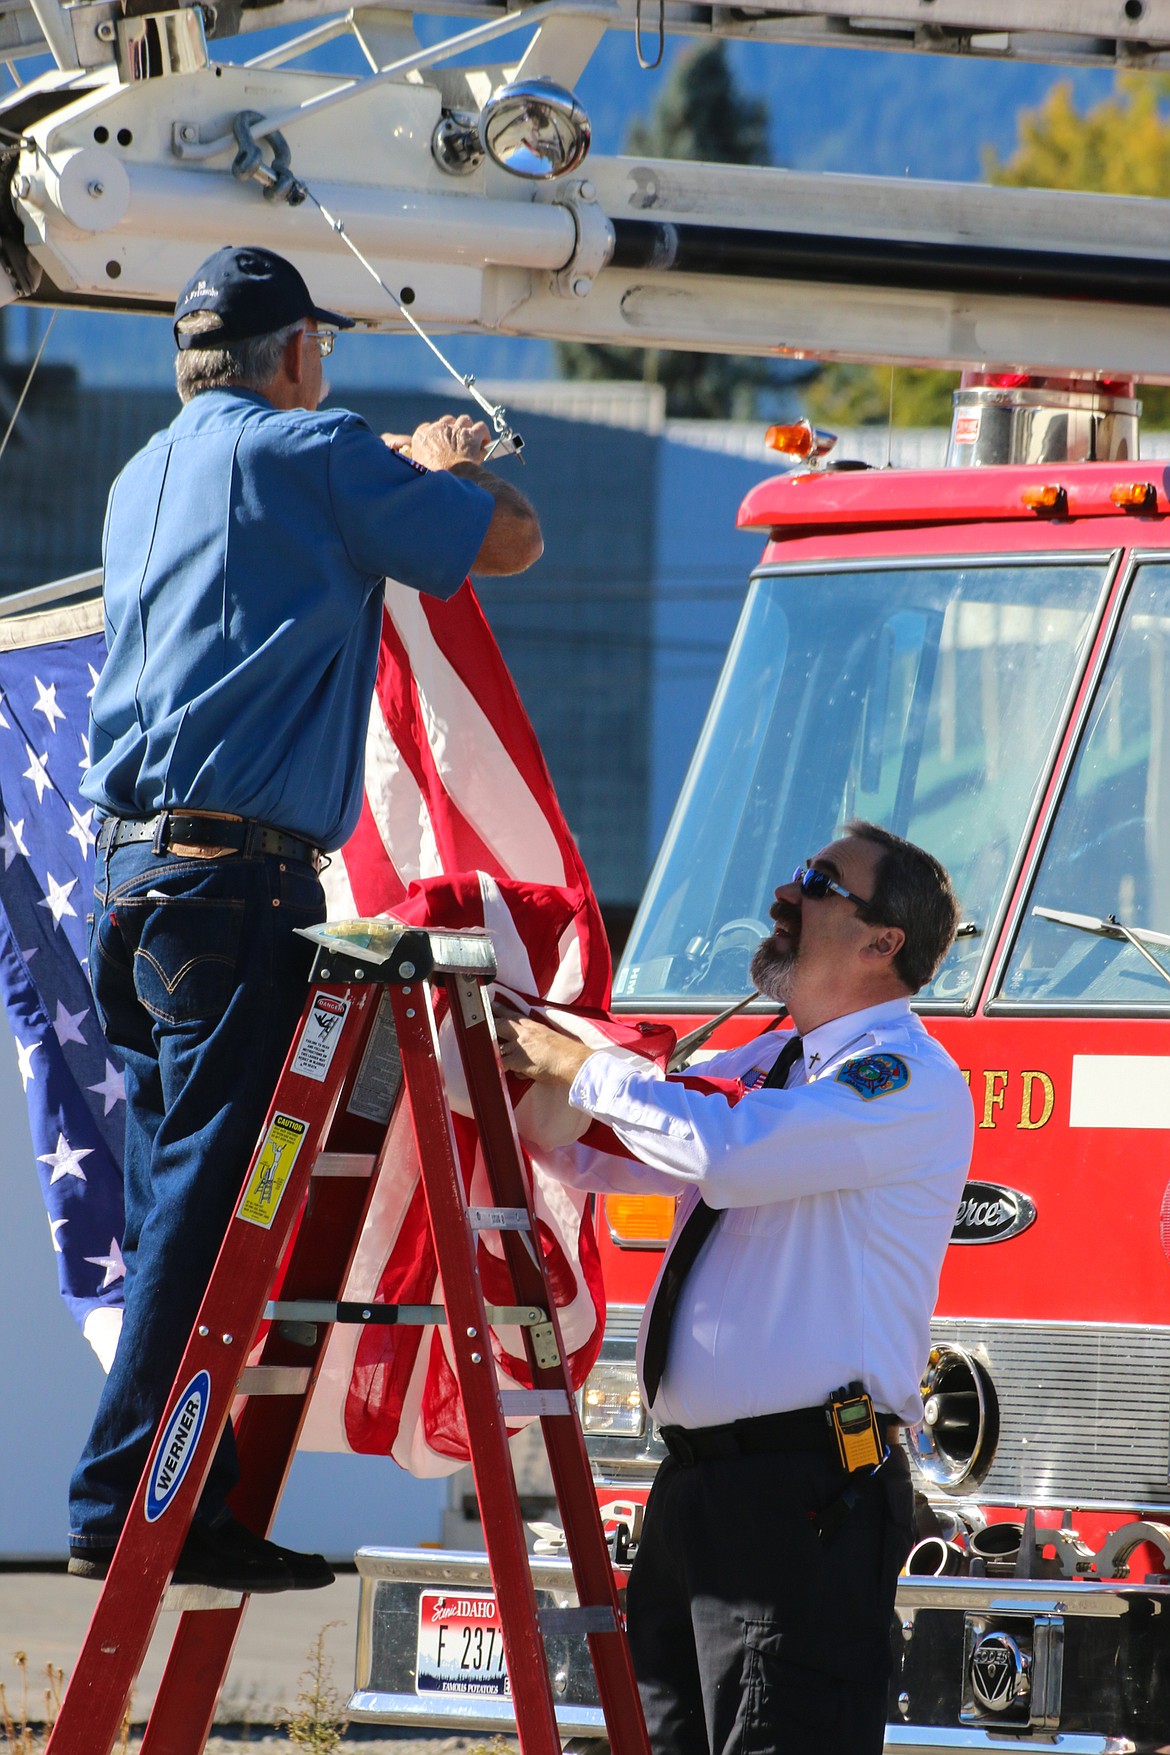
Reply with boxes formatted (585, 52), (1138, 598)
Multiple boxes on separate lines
(556, 43), (782, 419)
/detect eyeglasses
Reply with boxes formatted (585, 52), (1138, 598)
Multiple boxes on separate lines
(792, 865), (872, 909)
(310, 331), (336, 358)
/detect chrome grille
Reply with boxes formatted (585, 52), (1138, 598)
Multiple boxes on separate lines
(929, 1318), (1170, 1511)
(589, 1309), (1170, 1510)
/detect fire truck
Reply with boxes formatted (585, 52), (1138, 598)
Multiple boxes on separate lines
(8, 0), (1170, 1746)
(349, 383), (1170, 1751)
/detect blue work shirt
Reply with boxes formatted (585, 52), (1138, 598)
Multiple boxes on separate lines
(82, 388), (494, 849)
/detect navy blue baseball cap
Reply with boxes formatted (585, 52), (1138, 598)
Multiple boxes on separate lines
(173, 245), (355, 348)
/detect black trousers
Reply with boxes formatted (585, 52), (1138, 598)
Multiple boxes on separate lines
(626, 1443), (913, 1755)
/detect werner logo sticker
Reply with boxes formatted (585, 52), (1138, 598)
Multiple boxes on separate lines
(291, 992), (350, 1082)
(145, 1370), (210, 1522)
(236, 1113), (308, 1228)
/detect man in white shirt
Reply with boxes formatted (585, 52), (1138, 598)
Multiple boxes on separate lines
(496, 820), (974, 1755)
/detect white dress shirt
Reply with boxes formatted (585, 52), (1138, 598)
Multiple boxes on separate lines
(548, 997), (974, 1429)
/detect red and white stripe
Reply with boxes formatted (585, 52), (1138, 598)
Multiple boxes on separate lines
(301, 581), (614, 1472)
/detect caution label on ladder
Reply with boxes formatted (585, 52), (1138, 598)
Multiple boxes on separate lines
(237, 1113), (309, 1228)
(291, 992), (350, 1081)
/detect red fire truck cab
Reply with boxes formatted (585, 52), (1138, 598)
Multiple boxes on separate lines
(353, 374), (1170, 1749)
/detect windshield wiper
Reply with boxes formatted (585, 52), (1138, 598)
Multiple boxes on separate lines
(669, 991), (769, 1072)
(1032, 905), (1170, 991)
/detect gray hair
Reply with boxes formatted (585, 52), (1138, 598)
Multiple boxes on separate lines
(174, 310), (303, 403)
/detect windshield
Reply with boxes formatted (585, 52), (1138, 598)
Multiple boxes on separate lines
(616, 560), (1106, 1007)
(1003, 562), (1170, 1005)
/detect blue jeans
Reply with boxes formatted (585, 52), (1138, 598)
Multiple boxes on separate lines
(69, 836), (326, 1547)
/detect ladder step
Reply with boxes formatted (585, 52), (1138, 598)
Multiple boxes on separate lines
(238, 1366), (312, 1395)
(539, 1606), (619, 1637)
(311, 1152), (376, 1179)
(266, 1299), (445, 1326)
(467, 1205), (531, 1231)
(499, 1389), (572, 1417)
(163, 1583), (242, 1612)
(265, 1300), (548, 1327)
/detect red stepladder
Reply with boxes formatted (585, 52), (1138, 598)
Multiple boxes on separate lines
(46, 919), (651, 1755)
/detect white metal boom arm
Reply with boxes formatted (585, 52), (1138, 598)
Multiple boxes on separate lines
(5, 0), (1170, 376)
(7, 0), (1170, 71)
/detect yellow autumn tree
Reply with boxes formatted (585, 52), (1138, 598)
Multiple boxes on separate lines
(983, 71), (1170, 425)
(984, 72), (1170, 196)
(808, 70), (1170, 429)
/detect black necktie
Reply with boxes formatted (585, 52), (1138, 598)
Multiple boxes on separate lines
(641, 1032), (803, 1405)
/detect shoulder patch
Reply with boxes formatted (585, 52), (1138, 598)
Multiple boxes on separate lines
(835, 1052), (910, 1101)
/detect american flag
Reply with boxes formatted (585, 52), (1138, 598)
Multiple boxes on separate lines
(0, 597), (126, 1370)
(1, 578), (619, 1473)
(299, 580), (614, 1472)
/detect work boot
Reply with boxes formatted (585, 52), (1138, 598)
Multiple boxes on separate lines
(68, 1516), (334, 1593)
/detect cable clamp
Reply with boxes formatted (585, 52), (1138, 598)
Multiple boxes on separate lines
(541, 178), (614, 301)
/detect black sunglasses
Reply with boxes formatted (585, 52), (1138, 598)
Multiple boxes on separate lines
(793, 865), (872, 909)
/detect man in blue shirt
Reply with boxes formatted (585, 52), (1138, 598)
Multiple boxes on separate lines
(68, 245), (542, 1594)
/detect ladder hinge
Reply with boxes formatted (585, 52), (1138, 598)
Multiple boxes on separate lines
(529, 1321), (562, 1369)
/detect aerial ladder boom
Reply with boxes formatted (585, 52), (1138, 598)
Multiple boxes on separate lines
(4, 0), (1170, 377)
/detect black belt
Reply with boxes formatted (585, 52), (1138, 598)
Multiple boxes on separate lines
(659, 1407), (900, 1469)
(99, 811), (323, 871)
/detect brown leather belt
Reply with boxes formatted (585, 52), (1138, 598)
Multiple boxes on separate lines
(99, 811), (323, 871)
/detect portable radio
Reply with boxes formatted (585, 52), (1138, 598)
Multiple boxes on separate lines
(828, 1381), (886, 1472)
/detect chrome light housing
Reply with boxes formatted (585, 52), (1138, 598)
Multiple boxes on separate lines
(430, 111), (484, 177)
(479, 77), (591, 180)
(910, 1343), (999, 1491)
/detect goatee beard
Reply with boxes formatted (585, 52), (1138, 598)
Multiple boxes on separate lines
(750, 936), (795, 1004)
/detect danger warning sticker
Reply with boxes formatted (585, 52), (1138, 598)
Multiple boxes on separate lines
(291, 991), (350, 1082)
(237, 1113), (308, 1229)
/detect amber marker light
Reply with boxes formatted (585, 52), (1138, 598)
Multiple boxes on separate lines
(1021, 483), (1068, 514)
(604, 1193), (677, 1247)
(1110, 482), (1158, 511)
(765, 420), (837, 463)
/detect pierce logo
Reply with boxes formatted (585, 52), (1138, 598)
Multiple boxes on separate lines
(951, 1182), (1036, 1246)
(970, 1632), (1022, 1712)
(145, 1370), (210, 1522)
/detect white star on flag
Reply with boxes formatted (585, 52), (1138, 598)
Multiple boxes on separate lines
(23, 744), (52, 804)
(78, 733), (91, 773)
(87, 663), (101, 700)
(88, 1060), (126, 1116)
(39, 871), (78, 928)
(67, 805), (97, 856)
(84, 1238), (126, 1290)
(50, 1217), (68, 1254)
(15, 1036), (40, 1090)
(53, 1001), (89, 1047)
(38, 1133), (93, 1185)
(1, 816), (27, 869)
(0, 692), (8, 730)
(33, 677), (67, 733)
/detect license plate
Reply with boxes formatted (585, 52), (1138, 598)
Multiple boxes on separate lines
(417, 1590), (511, 1698)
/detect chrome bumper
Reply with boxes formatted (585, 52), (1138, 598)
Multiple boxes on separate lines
(349, 1551), (1170, 1750)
